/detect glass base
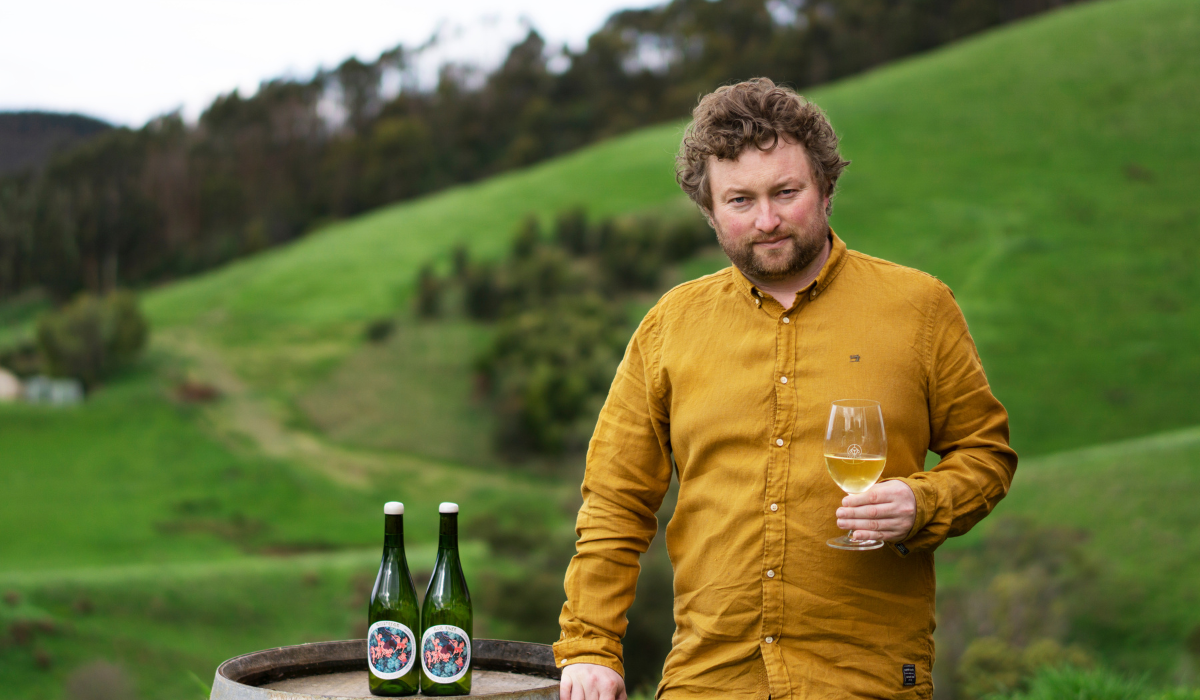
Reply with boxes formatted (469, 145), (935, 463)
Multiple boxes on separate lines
(827, 534), (884, 551)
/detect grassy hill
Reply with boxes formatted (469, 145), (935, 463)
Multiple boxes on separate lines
(2, 0), (1198, 697)
(144, 0), (1200, 460)
(937, 426), (1200, 685)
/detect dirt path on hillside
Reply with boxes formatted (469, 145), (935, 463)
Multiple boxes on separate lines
(151, 330), (540, 496)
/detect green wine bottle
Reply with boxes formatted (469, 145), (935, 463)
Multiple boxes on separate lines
(420, 502), (473, 695)
(367, 502), (420, 696)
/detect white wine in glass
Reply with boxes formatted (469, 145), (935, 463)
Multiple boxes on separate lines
(824, 399), (887, 551)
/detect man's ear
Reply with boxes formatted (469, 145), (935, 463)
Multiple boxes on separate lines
(823, 196), (832, 217)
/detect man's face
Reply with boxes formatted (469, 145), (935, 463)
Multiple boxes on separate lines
(706, 139), (830, 283)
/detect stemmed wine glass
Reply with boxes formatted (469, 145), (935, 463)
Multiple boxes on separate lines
(824, 399), (887, 551)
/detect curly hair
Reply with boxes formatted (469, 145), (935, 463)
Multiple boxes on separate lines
(676, 78), (849, 214)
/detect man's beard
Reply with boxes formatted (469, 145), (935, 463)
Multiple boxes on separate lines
(715, 212), (829, 283)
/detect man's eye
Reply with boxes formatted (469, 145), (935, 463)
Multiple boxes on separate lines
(778, 189), (798, 196)
(731, 197), (748, 204)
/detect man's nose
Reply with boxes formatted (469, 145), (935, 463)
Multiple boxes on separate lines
(754, 200), (781, 232)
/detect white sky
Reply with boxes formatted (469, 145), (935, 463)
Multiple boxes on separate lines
(0, 0), (661, 127)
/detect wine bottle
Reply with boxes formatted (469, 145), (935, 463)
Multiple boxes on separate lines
(420, 502), (473, 695)
(367, 502), (420, 696)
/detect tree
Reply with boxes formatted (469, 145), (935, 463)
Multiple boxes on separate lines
(36, 291), (148, 389)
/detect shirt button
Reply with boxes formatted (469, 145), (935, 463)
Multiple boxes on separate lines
(782, 317), (790, 324)
(780, 376), (787, 384)
(755, 299), (761, 306)
(765, 637), (774, 644)
(770, 503), (778, 511)
(767, 570), (775, 578)
(756, 290), (763, 297)
(775, 438), (784, 447)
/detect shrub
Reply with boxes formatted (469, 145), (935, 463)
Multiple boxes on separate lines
(1000, 665), (1147, 700)
(451, 243), (470, 278)
(463, 263), (502, 321)
(502, 245), (578, 312)
(554, 206), (589, 255)
(511, 215), (541, 260)
(415, 264), (441, 319)
(36, 291), (148, 388)
(479, 294), (627, 456)
(364, 318), (395, 343)
(413, 206), (711, 458)
(957, 637), (1091, 700)
(662, 217), (712, 262)
(0, 339), (41, 377)
(598, 218), (664, 291)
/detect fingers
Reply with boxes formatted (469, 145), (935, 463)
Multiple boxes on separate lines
(560, 664), (625, 700)
(841, 480), (905, 507)
(837, 501), (903, 521)
(837, 514), (908, 537)
(840, 491), (877, 507)
(599, 673), (623, 700)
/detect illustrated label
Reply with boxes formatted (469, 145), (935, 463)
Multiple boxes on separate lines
(421, 624), (471, 684)
(368, 620), (416, 679)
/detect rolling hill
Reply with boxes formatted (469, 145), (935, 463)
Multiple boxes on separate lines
(1, 0), (1198, 697)
(0, 111), (111, 175)
(142, 0), (1200, 460)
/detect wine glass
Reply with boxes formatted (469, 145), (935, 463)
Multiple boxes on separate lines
(824, 399), (888, 550)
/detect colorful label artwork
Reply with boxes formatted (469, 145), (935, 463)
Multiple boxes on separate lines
(368, 620), (416, 679)
(421, 624), (471, 684)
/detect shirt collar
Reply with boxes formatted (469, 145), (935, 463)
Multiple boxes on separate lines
(732, 228), (850, 308)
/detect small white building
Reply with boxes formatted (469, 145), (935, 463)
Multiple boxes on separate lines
(23, 376), (84, 405)
(0, 368), (20, 402)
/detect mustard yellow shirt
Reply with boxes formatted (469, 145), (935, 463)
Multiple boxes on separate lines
(553, 232), (1017, 699)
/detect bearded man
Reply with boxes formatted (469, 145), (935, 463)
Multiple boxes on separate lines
(554, 78), (1017, 700)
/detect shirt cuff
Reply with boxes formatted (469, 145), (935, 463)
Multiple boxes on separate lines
(553, 637), (626, 678)
(881, 476), (938, 557)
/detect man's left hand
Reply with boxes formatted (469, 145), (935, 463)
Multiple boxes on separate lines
(836, 480), (917, 543)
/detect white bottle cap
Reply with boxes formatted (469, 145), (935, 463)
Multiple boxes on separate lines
(384, 501), (404, 515)
(439, 502), (459, 514)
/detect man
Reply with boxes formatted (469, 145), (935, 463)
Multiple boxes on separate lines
(555, 78), (1017, 700)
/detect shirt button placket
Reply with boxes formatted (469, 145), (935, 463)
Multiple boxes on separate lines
(762, 304), (795, 692)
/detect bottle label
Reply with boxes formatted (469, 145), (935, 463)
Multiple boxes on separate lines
(368, 620), (417, 679)
(420, 624), (471, 684)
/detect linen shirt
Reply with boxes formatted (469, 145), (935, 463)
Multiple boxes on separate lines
(553, 231), (1017, 699)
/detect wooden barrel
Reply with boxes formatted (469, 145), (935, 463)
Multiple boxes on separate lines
(211, 639), (561, 699)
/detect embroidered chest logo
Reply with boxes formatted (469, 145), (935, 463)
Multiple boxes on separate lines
(902, 664), (917, 687)
(850, 355), (861, 362)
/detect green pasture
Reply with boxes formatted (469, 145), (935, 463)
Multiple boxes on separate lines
(941, 426), (1200, 681)
(2, 0), (1199, 696)
(0, 545), (502, 700)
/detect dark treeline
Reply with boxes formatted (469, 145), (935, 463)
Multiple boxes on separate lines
(0, 0), (1083, 301)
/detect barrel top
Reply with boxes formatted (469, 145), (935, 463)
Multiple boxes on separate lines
(212, 639), (561, 700)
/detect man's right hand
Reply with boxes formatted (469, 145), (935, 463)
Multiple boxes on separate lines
(560, 662), (627, 700)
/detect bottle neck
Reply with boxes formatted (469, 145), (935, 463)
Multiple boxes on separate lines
(384, 513), (404, 549)
(437, 512), (458, 551)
